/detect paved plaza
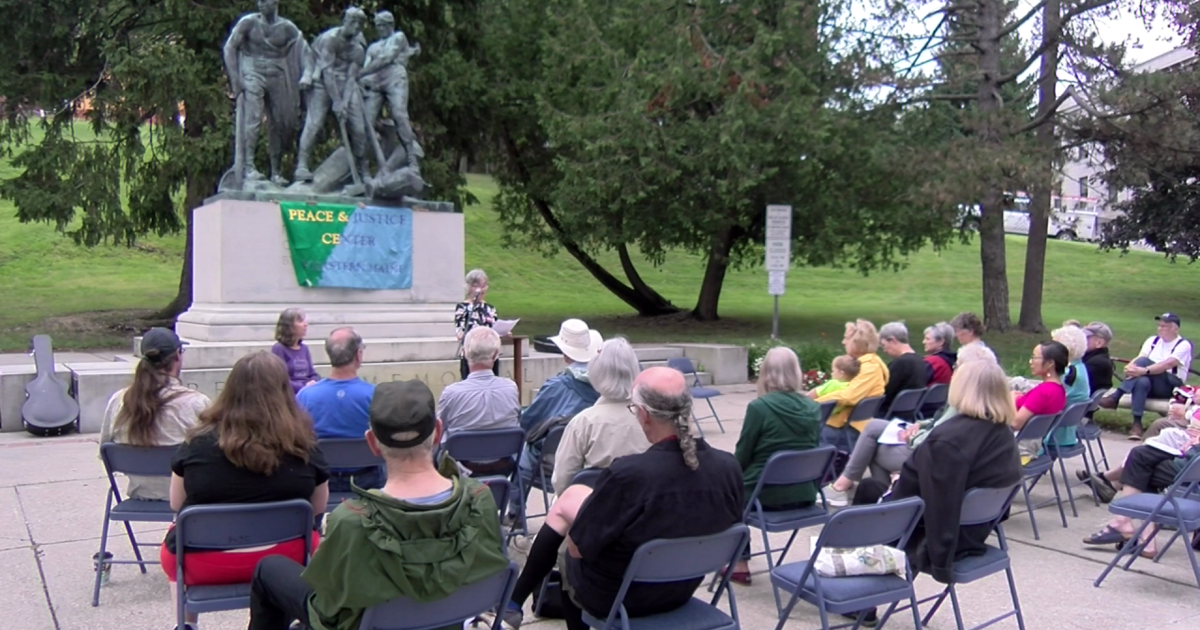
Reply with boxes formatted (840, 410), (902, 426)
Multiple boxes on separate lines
(1, 385), (1198, 630)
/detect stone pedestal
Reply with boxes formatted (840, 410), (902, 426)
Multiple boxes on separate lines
(176, 198), (464, 342)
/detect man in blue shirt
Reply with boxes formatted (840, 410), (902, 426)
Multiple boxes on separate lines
(297, 326), (381, 491)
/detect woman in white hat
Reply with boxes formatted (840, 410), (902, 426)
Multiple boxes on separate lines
(454, 269), (500, 379)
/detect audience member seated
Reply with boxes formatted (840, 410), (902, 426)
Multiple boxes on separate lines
(809, 355), (859, 418)
(1051, 324), (1091, 448)
(1013, 341), (1069, 464)
(950, 311), (989, 356)
(879, 321), (928, 415)
(822, 342), (999, 508)
(247, 380), (509, 630)
(922, 321), (957, 385)
(297, 327), (381, 492)
(1081, 321), (1115, 396)
(480, 367), (743, 630)
(1081, 398), (1200, 502)
(1146, 388), (1198, 439)
(551, 338), (649, 495)
(439, 327), (521, 476)
(853, 360), (1021, 590)
(100, 328), (210, 501)
(271, 307), (320, 394)
(1100, 313), (1194, 440)
(810, 319), (888, 450)
(1082, 412), (1200, 557)
(162, 352), (330, 630)
(727, 347), (821, 584)
(507, 319), (601, 520)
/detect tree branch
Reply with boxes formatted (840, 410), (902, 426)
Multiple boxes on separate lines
(1013, 87), (1075, 134)
(998, 0), (1120, 86)
(997, 0), (1048, 40)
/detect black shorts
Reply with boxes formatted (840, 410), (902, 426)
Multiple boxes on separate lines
(1120, 446), (1179, 493)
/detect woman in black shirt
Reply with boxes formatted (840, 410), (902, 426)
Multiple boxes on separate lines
(160, 351), (329, 630)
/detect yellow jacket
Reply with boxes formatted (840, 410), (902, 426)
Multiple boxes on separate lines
(817, 353), (889, 432)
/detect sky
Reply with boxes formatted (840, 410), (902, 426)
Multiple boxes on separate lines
(1074, 3), (1184, 64)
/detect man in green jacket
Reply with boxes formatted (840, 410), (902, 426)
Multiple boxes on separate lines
(247, 379), (508, 630)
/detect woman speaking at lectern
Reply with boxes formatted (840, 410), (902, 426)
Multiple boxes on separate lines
(455, 269), (501, 379)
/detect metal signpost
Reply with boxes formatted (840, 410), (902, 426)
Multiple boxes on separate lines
(765, 205), (792, 339)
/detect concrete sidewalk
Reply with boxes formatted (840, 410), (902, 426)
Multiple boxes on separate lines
(1, 387), (1198, 630)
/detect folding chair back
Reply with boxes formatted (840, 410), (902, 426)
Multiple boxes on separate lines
(817, 401), (836, 424)
(587, 525), (749, 630)
(960, 485), (1021, 528)
(666, 356), (701, 385)
(919, 383), (949, 419)
(479, 477), (511, 517)
(1050, 402), (1090, 439)
(319, 438), (385, 469)
(101, 443), (178, 477)
(175, 500), (314, 624)
(358, 562), (519, 630)
(886, 389), (926, 421)
(1014, 413), (1058, 444)
(748, 447), (837, 514)
(847, 395), (886, 424)
(443, 428), (526, 463)
(813, 496), (925, 550)
(1016, 413), (1066, 540)
(570, 467), (604, 487)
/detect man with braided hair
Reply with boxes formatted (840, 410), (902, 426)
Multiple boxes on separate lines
(472, 367), (743, 630)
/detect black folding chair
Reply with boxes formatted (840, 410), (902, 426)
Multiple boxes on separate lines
(359, 562), (519, 630)
(918, 383), (949, 420)
(884, 389), (927, 422)
(93, 443), (178, 606)
(1045, 401), (1096, 511)
(443, 428), (527, 534)
(526, 424), (566, 521)
(1015, 413), (1067, 540)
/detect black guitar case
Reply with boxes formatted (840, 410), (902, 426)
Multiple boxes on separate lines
(21, 335), (80, 436)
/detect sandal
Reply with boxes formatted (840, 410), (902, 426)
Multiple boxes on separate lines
(1084, 525), (1130, 546)
(719, 566), (752, 586)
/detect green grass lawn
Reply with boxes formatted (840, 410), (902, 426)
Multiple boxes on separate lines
(2, 169), (1196, 377)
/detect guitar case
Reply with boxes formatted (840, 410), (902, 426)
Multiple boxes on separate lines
(21, 335), (80, 436)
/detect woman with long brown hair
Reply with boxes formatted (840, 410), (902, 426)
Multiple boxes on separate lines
(271, 307), (319, 393)
(100, 328), (210, 500)
(159, 351), (329, 629)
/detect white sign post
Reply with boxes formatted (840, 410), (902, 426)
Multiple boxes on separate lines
(765, 205), (792, 339)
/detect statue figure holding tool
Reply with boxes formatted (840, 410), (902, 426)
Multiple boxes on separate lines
(219, 0), (306, 191)
(360, 10), (421, 170)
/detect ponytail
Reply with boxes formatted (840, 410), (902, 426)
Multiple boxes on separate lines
(116, 356), (183, 446)
(1064, 364), (1078, 387)
(672, 398), (700, 471)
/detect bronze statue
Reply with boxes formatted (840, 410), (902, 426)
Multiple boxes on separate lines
(220, 0), (306, 190)
(360, 11), (421, 169)
(295, 7), (370, 183)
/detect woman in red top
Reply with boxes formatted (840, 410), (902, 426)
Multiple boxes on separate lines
(1013, 341), (1069, 463)
(922, 322), (957, 385)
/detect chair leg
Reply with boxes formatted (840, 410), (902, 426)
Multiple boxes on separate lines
(948, 585), (967, 630)
(1047, 466), (1069, 528)
(1057, 457), (1079, 518)
(760, 527), (783, 615)
(121, 521), (147, 572)
(91, 500), (114, 607)
(1155, 528), (1185, 563)
(921, 587), (949, 625)
(777, 529), (800, 567)
(1005, 566), (1028, 630)
(1095, 521), (1152, 587)
(707, 398), (725, 434)
(691, 408), (706, 439)
(1183, 528), (1200, 589)
(1079, 449), (1100, 507)
(1021, 480), (1041, 541)
(1096, 438), (1110, 470)
(774, 591), (803, 630)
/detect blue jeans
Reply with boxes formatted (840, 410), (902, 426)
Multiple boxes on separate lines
(508, 441), (543, 516)
(1111, 357), (1183, 425)
(820, 424), (860, 452)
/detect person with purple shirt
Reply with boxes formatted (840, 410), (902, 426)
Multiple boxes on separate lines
(271, 308), (319, 394)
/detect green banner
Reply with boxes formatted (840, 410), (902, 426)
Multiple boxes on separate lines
(279, 202), (413, 289)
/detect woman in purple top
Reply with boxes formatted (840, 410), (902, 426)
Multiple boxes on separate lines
(270, 308), (319, 394)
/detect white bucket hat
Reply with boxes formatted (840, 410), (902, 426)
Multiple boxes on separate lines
(549, 319), (603, 363)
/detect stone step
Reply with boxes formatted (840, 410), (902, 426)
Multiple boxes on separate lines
(638, 360), (715, 386)
(145, 337), (469, 370)
(631, 346), (685, 362)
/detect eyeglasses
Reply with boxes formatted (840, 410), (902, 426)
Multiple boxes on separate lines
(627, 404), (641, 415)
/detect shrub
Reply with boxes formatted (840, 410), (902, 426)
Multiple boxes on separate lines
(746, 339), (839, 380)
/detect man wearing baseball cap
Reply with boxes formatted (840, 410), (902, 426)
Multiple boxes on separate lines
(247, 380), (508, 630)
(1100, 313), (1194, 440)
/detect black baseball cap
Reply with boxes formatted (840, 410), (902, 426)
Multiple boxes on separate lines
(369, 380), (437, 448)
(141, 328), (186, 363)
(1156, 313), (1182, 327)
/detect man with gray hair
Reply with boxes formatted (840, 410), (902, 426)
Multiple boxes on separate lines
(879, 321), (927, 418)
(297, 327), (381, 490)
(477, 367), (742, 630)
(438, 327), (520, 473)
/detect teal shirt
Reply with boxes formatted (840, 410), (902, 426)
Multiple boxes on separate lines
(1051, 360), (1091, 447)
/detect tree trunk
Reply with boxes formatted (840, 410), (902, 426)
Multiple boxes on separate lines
(499, 126), (679, 316)
(617, 244), (678, 313)
(976, 0), (1012, 332)
(693, 224), (738, 321)
(1018, 0), (1061, 334)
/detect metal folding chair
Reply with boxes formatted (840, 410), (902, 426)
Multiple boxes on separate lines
(526, 424), (567, 521)
(915, 486), (1027, 630)
(918, 383), (949, 420)
(817, 401), (836, 425)
(174, 499), (314, 629)
(1095, 456), (1200, 590)
(1015, 413), (1067, 540)
(535, 466), (609, 615)
(1045, 401), (1096, 511)
(443, 428), (527, 533)
(1080, 390), (1110, 473)
(837, 396), (886, 452)
(318, 438), (386, 512)
(667, 357), (724, 434)
(478, 477), (512, 520)
(770, 497), (926, 630)
(359, 561), (519, 630)
(580, 524), (750, 630)
(92, 443), (178, 606)
(884, 389), (926, 422)
(710, 447), (836, 614)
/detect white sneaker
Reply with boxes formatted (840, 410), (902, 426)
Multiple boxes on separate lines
(822, 485), (850, 507)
